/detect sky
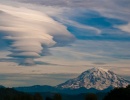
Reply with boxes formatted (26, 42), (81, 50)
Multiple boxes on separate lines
(0, 0), (130, 87)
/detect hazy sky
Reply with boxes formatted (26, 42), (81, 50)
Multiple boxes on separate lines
(0, 0), (130, 87)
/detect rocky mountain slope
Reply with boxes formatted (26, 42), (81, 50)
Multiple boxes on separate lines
(57, 67), (130, 90)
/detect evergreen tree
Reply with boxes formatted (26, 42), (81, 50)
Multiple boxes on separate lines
(34, 93), (43, 100)
(103, 85), (130, 100)
(85, 93), (98, 100)
(53, 93), (62, 100)
(46, 97), (52, 100)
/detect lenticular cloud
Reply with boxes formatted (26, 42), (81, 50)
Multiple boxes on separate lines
(0, 4), (74, 65)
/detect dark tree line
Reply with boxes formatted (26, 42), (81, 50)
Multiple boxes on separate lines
(0, 88), (43, 100)
(85, 93), (98, 100)
(0, 88), (99, 100)
(1, 85), (130, 100)
(84, 85), (130, 100)
(45, 93), (98, 100)
(103, 85), (130, 100)
(45, 93), (62, 100)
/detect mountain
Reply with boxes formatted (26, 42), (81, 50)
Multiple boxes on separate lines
(57, 67), (130, 90)
(0, 85), (5, 88)
(14, 67), (130, 94)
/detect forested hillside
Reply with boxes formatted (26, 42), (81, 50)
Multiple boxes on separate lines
(0, 88), (43, 100)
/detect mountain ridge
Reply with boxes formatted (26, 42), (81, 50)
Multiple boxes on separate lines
(57, 67), (130, 90)
(14, 85), (113, 95)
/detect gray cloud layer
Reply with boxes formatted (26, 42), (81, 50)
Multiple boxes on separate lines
(0, 73), (78, 87)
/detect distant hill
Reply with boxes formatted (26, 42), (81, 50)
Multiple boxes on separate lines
(14, 85), (113, 95)
(0, 85), (4, 88)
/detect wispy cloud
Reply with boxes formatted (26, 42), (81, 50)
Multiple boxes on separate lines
(0, 0), (130, 87)
(0, 73), (78, 87)
(115, 23), (130, 33)
(0, 3), (75, 65)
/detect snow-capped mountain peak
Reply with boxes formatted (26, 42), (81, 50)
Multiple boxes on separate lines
(57, 67), (130, 90)
(90, 67), (108, 72)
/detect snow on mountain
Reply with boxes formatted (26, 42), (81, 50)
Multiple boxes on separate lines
(57, 67), (130, 90)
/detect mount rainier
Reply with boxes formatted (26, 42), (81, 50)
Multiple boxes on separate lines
(57, 67), (130, 90)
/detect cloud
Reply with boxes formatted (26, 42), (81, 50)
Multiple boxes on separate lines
(0, 73), (78, 87)
(2, 0), (130, 41)
(56, 16), (101, 35)
(115, 23), (130, 33)
(11, 0), (109, 7)
(0, 4), (75, 65)
(0, 0), (130, 87)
